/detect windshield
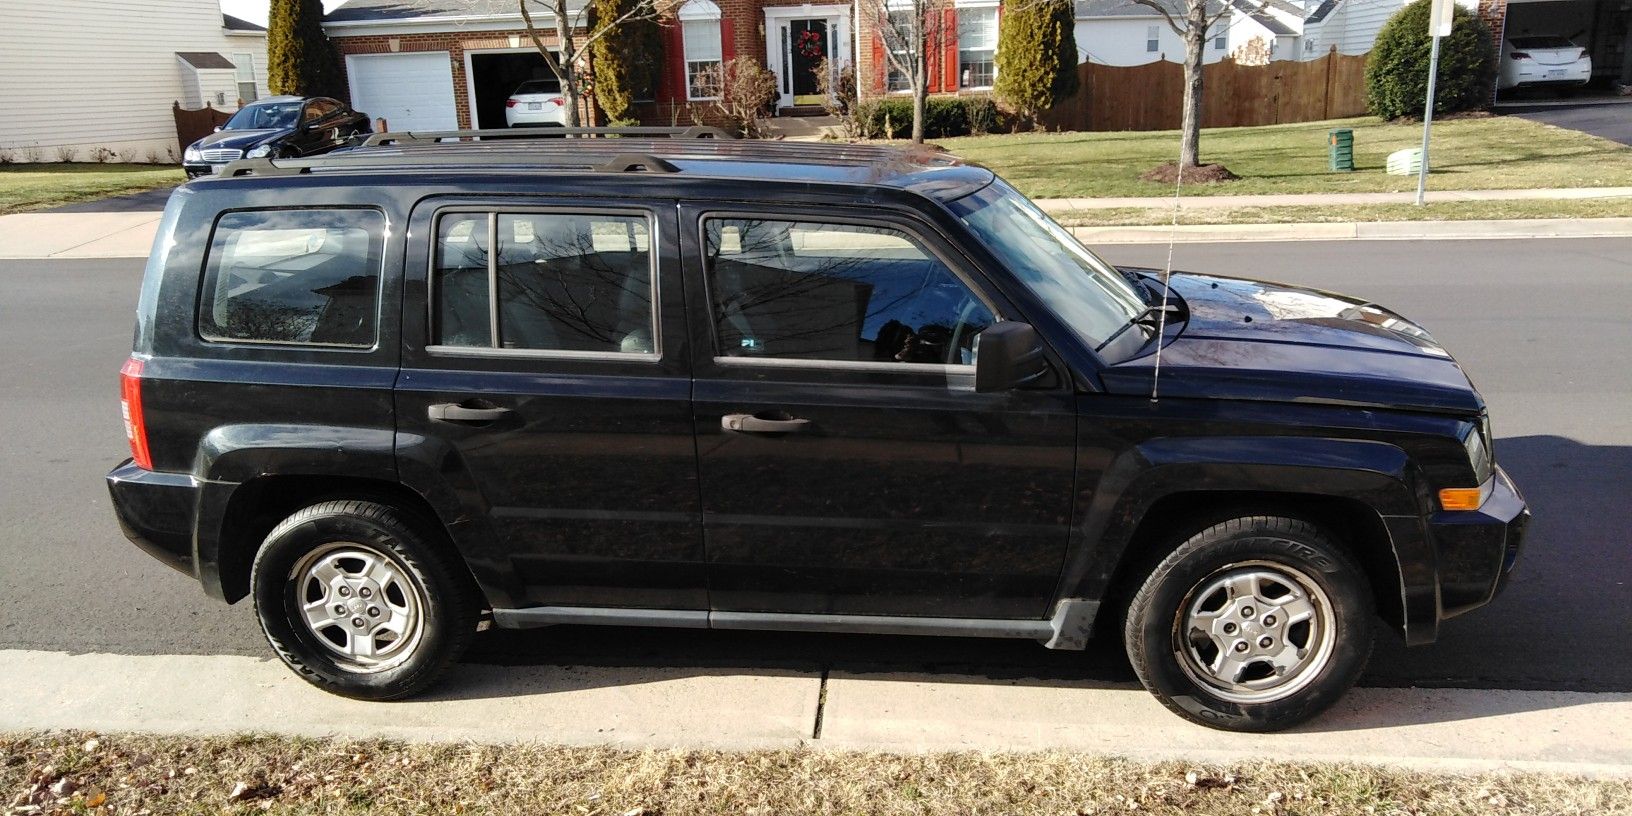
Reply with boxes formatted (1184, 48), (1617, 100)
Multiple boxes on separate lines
(951, 180), (1150, 352)
(224, 101), (302, 130)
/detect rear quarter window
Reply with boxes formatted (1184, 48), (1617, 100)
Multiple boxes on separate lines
(197, 209), (385, 348)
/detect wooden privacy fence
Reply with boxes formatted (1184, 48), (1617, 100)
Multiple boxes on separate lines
(1041, 48), (1370, 132)
(172, 102), (233, 154)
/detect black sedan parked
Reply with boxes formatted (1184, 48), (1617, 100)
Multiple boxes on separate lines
(183, 96), (370, 178)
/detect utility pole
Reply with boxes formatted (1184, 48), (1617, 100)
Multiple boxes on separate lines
(1416, 0), (1454, 205)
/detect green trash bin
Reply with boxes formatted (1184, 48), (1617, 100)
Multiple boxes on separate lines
(1329, 128), (1355, 172)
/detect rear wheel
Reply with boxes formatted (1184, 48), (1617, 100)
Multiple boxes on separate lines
(250, 500), (478, 700)
(1124, 515), (1374, 732)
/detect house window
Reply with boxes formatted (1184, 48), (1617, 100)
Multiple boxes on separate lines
(958, 5), (997, 88)
(886, 10), (914, 93)
(1214, 33), (1227, 50)
(1146, 25), (1160, 53)
(234, 52), (258, 102)
(680, 0), (723, 100)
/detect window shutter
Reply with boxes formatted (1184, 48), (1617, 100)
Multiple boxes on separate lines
(721, 17), (735, 62)
(942, 8), (959, 91)
(872, 32), (887, 94)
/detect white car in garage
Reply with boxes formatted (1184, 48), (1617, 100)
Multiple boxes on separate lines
(504, 79), (568, 127)
(1499, 36), (1592, 92)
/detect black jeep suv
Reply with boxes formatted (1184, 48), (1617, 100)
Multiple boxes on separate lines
(109, 128), (1528, 732)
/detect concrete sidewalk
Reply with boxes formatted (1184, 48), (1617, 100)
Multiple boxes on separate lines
(0, 211), (162, 260)
(3, 649), (1631, 776)
(1035, 186), (1632, 212)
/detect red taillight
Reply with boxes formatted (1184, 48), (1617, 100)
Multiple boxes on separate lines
(120, 357), (152, 470)
(505, 98), (519, 108)
(1510, 51), (1530, 60)
(548, 97), (564, 106)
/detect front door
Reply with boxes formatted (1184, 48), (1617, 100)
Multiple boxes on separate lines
(779, 18), (834, 107)
(681, 205), (1079, 621)
(395, 198), (704, 611)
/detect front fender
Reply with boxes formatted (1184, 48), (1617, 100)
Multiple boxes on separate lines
(1062, 435), (1439, 644)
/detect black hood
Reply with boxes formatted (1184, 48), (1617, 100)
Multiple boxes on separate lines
(193, 127), (291, 153)
(1100, 271), (1484, 414)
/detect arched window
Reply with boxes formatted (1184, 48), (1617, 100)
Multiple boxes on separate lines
(680, 0), (724, 100)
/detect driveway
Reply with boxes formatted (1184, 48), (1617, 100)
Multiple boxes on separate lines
(1500, 96), (1632, 146)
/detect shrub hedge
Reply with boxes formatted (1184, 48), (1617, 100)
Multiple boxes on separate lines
(856, 96), (1001, 139)
(1365, 0), (1497, 120)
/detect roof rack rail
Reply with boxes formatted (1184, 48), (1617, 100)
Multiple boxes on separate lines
(595, 154), (680, 173)
(218, 157), (310, 177)
(361, 125), (735, 148)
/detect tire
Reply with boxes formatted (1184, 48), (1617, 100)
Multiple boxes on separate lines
(250, 499), (479, 700)
(1124, 515), (1374, 732)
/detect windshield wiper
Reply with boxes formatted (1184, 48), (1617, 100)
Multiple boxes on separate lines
(1095, 301), (1186, 352)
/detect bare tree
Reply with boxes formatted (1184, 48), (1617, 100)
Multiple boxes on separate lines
(856, 0), (953, 143)
(517, 0), (665, 128)
(1128, 0), (1240, 169)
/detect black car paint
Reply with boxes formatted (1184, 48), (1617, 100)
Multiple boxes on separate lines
(108, 155), (1528, 652)
(182, 98), (369, 178)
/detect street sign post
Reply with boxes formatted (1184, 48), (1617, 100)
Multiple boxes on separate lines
(1416, 0), (1455, 205)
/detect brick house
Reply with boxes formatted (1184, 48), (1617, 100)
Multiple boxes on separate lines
(322, 0), (1002, 131)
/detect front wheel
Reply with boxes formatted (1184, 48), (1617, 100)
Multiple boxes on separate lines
(250, 499), (478, 700)
(1124, 516), (1374, 732)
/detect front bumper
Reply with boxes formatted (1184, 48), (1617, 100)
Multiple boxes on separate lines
(107, 459), (200, 577)
(1430, 465), (1529, 618)
(182, 161), (226, 178)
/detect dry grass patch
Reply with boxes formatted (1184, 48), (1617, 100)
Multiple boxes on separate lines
(5, 731), (1632, 815)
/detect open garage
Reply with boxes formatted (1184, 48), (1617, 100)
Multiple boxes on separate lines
(1499, 0), (1632, 96)
(465, 49), (561, 129)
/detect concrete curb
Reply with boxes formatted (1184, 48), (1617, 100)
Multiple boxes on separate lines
(4, 649), (1631, 777)
(1071, 217), (1632, 244)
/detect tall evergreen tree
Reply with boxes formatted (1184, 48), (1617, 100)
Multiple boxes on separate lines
(588, 0), (662, 124)
(993, 0), (1079, 128)
(267, 0), (344, 98)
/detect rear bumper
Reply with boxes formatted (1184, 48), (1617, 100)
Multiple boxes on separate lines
(1431, 465), (1529, 619)
(106, 459), (200, 578)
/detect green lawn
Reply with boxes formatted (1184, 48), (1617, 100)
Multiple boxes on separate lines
(0, 163), (184, 215)
(943, 116), (1632, 199)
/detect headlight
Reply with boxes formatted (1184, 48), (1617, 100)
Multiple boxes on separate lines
(183, 146), (201, 162)
(245, 144), (274, 159)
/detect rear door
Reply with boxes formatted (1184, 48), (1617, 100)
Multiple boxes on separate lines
(394, 198), (703, 611)
(681, 204), (1078, 620)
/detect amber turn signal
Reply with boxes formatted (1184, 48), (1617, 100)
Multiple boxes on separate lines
(1438, 487), (1484, 511)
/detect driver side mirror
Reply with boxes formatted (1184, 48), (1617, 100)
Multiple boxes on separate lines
(974, 322), (1050, 392)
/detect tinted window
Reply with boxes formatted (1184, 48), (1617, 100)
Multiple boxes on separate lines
(433, 212), (656, 355)
(224, 100), (301, 129)
(198, 209), (384, 347)
(515, 79), (562, 95)
(703, 218), (994, 365)
(1511, 36), (1577, 49)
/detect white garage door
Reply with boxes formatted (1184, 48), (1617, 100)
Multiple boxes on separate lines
(346, 52), (458, 132)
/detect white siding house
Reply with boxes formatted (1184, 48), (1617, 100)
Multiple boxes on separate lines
(0, 2), (270, 162)
(1074, 0), (1234, 65)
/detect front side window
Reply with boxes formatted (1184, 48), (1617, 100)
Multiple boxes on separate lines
(958, 6), (997, 88)
(704, 217), (995, 366)
(198, 208), (384, 347)
(433, 211), (656, 355)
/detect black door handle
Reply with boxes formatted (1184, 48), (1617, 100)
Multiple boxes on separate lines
(722, 413), (811, 434)
(429, 402), (512, 423)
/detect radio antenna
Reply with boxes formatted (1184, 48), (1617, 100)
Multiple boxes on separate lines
(1150, 151), (1186, 403)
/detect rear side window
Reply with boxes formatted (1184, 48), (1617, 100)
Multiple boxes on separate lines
(703, 217), (994, 366)
(198, 209), (385, 348)
(432, 211), (656, 355)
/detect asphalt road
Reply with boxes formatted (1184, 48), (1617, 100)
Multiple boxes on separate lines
(2, 237), (1628, 693)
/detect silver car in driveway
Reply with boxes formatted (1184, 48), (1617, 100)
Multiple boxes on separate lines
(504, 79), (567, 127)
